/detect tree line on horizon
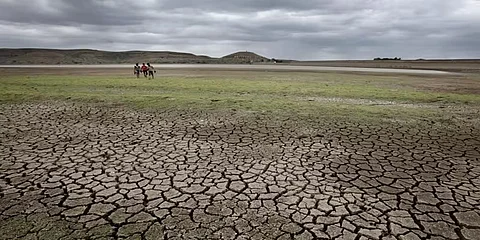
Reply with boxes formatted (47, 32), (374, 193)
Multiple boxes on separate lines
(373, 57), (402, 60)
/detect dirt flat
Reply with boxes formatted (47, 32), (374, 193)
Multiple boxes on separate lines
(1, 67), (479, 239)
(292, 60), (480, 73)
(1, 102), (479, 239)
(0, 64), (455, 75)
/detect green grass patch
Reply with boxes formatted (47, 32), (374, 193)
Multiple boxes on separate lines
(1, 73), (478, 122)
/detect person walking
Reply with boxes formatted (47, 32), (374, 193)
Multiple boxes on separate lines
(133, 63), (141, 78)
(147, 63), (156, 79)
(141, 63), (148, 78)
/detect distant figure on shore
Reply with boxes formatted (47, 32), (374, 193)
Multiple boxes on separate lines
(133, 63), (141, 78)
(141, 63), (148, 78)
(147, 63), (156, 79)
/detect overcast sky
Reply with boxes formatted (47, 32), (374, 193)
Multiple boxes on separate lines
(0, 0), (479, 60)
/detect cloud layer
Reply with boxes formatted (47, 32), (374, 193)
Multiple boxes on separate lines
(1, 0), (479, 60)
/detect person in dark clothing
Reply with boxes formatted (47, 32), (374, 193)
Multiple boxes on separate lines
(133, 63), (141, 78)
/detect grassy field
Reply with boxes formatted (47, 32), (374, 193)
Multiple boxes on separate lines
(1, 68), (479, 124)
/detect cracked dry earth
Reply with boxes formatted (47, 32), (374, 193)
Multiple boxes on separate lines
(1, 103), (479, 240)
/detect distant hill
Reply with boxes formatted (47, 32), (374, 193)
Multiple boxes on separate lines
(221, 51), (270, 63)
(0, 48), (272, 65)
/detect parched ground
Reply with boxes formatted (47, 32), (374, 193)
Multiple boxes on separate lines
(1, 101), (479, 240)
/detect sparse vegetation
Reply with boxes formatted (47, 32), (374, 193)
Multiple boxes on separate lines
(1, 69), (479, 123)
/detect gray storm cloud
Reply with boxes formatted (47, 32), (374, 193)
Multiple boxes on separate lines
(0, 0), (479, 60)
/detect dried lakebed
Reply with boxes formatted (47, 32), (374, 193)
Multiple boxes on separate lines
(0, 103), (479, 239)
(0, 64), (454, 75)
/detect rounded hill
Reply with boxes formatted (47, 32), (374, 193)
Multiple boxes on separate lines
(221, 51), (270, 63)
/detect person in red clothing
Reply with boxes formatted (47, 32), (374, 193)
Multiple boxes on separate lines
(141, 63), (148, 78)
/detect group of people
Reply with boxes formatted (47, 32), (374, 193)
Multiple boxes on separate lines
(134, 63), (156, 79)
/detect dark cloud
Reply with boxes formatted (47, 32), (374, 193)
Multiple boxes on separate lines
(0, 0), (479, 59)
